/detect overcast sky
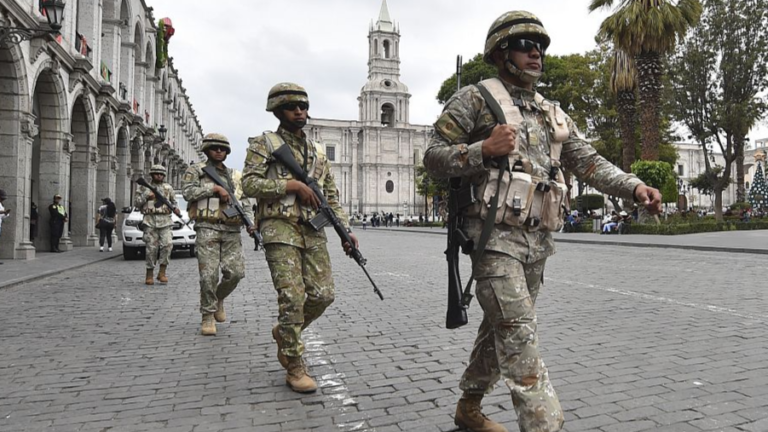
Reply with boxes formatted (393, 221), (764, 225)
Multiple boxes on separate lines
(148, 0), (768, 168)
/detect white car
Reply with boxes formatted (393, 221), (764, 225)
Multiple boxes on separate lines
(121, 192), (197, 260)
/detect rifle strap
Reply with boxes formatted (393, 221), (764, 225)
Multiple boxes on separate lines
(461, 83), (510, 302)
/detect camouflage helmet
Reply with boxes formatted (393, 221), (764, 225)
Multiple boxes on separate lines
(266, 82), (309, 112)
(483, 11), (551, 64)
(149, 164), (167, 176)
(201, 132), (231, 154)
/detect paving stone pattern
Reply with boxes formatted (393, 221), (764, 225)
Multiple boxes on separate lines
(0, 230), (766, 432)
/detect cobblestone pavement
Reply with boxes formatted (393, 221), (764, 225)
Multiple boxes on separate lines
(1, 230), (766, 432)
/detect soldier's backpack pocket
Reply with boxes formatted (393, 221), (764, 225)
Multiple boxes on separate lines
(502, 172), (533, 227)
(479, 168), (510, 224)
(540, 181), (568, 232)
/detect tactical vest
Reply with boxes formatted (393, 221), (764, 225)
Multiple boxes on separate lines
(141, 184), (172, 215)
(259, 132), (328, 221)
(466, 78), (570, 232)
(187, 165), (241, 225)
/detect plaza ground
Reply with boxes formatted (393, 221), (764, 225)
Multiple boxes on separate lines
(1, 230), (767, 431)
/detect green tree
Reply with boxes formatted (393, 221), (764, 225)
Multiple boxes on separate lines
(631, 160), (678, 204)
(610, 49), (637, 172)
(590, 0), (703, 161)
(670, 0), (768, 220)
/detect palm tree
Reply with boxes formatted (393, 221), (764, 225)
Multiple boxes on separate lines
(589, 0), (702, 161)
(610, 48), (637, 172)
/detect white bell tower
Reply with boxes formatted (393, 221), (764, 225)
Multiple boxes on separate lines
(359, 0), (411, 127)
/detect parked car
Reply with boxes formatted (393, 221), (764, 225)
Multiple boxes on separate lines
(121, 192), (196, 260)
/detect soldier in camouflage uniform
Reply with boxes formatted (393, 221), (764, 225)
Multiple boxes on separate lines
(242, 83), (358, 394)
(423, 11), (662, 432)
(181, 133), (256, 336)
(134, 165), (180, 286)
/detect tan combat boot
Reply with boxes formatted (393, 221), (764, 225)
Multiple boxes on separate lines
(201, 313), (216, 336)
(285, 357), (317, 393)
(214, 300), (226, 323)
(145, 269), (154, 286)
(455, 394), (508, 432)
(272, 324), (289, 368)
(157, 265), (168, 284)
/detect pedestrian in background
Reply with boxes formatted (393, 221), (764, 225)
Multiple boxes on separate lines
(96, 198), (117, 252)
(0, 189), (10, 264)
(30, 202), (38, 242)
(48, 194), (68, 253)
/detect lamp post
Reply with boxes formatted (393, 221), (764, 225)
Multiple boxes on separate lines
(422, 176), (428, 221)
(158, 124), (167, 142)
(0, 0), (66, 47)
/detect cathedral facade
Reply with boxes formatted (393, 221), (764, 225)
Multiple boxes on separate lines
(307, 1), (431, 217)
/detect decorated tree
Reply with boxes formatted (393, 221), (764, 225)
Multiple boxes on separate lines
(748, 152), (768, 211)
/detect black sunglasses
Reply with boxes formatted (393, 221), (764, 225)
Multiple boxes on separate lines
(503, 38), (546, 55)
(208, 145), (228, 153)
(282, 102), (309, 112)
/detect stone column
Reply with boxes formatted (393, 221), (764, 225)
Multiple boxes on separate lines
(2, 114), (37, 260)
(69, 144), (99, 246)
(57, 134), (75, 251)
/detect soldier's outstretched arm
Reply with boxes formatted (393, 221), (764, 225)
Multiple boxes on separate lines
(181, 166), (214, 202)
(560, 116), (644, 202)
(423, 86), (489, 179)
(242, 137), (287, 200)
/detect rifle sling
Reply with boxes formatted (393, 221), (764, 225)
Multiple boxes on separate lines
(462, 83), (510, 301)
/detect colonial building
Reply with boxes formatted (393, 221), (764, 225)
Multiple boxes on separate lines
(674, 139), (768, 209)
(0, 0), (203, 260)
(308, 0), (431, 216)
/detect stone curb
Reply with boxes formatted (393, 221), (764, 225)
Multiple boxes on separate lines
(0, 253), (123, 290)
(360, 227), (768, 256)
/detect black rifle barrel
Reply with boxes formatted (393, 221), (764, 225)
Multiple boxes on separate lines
(271, 144), (384, 301)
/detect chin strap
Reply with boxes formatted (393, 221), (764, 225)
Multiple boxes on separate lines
(504, 49), (544, 85)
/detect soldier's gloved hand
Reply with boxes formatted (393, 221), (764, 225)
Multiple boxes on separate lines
(147, 192), (155, 200)
(213, 185), (230, 204)
(481, 124), (517, 158)
(342, 233), (359, 257)
(246, 225), (257, 235)
(173, 208), (181, 216)
(634, 185), (663, 215)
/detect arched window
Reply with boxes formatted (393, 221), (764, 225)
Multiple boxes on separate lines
(374, 38), (378, 56)
(386, 180), (394, 193)
(383, 40), (390, 58)
(381, 103), (394, 127)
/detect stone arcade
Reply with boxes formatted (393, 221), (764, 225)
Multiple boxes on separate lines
(0, 0), (203, 260)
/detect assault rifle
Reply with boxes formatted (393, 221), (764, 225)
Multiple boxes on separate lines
(200, 165), (257, 238)
(444, 58), (510, 329)
(271, 144), (384, 301)
(135, 177), (191, 230)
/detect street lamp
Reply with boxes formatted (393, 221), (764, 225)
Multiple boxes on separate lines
(158, 124), (167, 142)
(0, 0), (66, 47)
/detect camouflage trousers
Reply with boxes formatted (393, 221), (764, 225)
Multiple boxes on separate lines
(460, 252), (564, 432)
(143, 226), (172, 270)
(264, 243), (335, 358)
(195, 228), (245, 314)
